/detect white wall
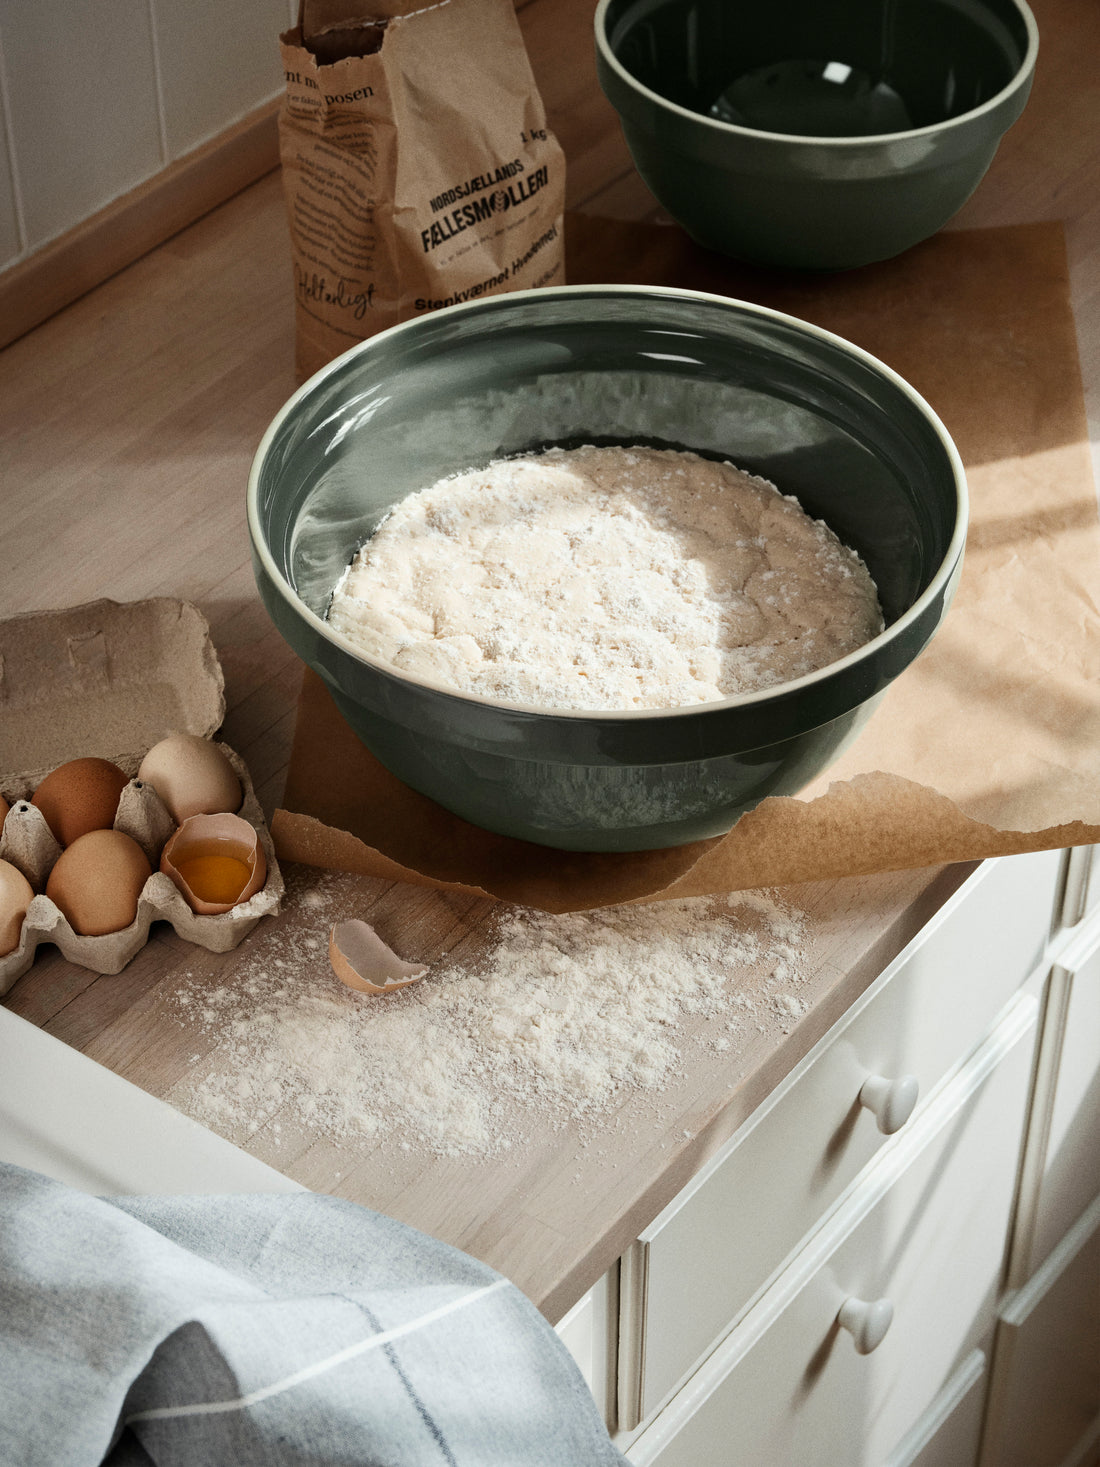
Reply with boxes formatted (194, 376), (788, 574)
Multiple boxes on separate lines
(0, 0), (296, 273)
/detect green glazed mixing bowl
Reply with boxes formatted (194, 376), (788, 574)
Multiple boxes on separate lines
(595, 0), (1038, 269)
(248, 285), (966, 852)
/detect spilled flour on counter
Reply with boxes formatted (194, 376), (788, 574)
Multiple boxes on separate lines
(169, 870), (810, 1160)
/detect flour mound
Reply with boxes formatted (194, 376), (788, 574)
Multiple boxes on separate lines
(327, 445), (883, 710)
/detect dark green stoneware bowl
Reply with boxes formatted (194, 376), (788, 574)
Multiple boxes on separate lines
(595, 0), (1037, 269)
(248, 286), (966, 852)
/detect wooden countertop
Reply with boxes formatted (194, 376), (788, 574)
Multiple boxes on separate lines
(1, 0), (1096, 1323)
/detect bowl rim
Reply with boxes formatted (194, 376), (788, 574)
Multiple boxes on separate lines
(593, 0), (1039, 148)
(247, 282), (969, 725)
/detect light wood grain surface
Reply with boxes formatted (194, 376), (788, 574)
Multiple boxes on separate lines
(0, 0), (1096, 1319)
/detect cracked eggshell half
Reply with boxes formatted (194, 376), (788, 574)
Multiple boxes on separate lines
(329, 919), (428, 995)
(160, 812), (268, 915)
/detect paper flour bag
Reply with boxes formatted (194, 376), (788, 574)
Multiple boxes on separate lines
(279, 0), (567, 379)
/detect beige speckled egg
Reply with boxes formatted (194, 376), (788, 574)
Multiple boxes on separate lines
(45, 829), (152, 937)
(137, 734), (242, 824)
(31, 757), (129, 847)
(0, 858), (34, 957)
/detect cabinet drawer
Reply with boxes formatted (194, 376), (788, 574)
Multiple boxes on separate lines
(980, 1197), (1100, 1467)
(1028, 934), (1100, 1273)
(885, 1350), (987, 1467)
(626, 997), (1038, 1467)
(624, 852), (1058, 1422)
(555, 1270), (617, 1429)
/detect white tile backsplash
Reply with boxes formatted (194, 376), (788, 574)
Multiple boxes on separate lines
(1, 0), (162, 251)
(0, 0), (295, 275)
(0, 93), (21, 264)
(151, 0), (287, 161)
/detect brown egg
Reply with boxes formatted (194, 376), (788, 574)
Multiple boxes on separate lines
(45, 829), (152, 937)
(160, 812), (267, 915)
(32, 757), (129, 847)
(138, 734), (242, 824)
(0, 793), (9, 834)
(0, 858), (34, 957)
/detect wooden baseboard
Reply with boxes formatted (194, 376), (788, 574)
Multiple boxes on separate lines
(0, 97), (282, 352)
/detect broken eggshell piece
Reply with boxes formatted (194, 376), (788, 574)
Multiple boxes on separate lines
(329, 919), (428, 995)
(160, 811), (267, 915)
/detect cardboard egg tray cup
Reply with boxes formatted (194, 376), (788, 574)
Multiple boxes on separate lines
(0, 598), (283, 992)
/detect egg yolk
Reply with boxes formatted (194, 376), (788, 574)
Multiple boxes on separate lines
(174, 852), (253, 905)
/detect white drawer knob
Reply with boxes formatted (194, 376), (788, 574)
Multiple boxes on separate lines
(837, 1295), (894, 1355)
(858, 1073), (919, 1134)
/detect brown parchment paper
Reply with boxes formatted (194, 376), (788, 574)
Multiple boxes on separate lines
(271, 215), (1100, 912)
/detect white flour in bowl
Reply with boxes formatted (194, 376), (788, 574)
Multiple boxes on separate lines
(327, 444), (882, 710)
(168, 869), (811, 1161)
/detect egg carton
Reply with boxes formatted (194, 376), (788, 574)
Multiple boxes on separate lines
(0, 742), (283, 992)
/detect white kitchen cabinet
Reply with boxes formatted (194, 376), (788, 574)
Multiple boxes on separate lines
(978, 907), (1100, 1467)
(1058, 844), (1099, 928)
(979, 1198), (1100, 1467)
(554, 1266), (619, 1429)
(1022, 928), (1100, 1275)
(883, 1351), (988, 1467)
(618, 853), (1060, 1424)
(564, 849), (1100, 1465)
(625, 997), (1037, 1466)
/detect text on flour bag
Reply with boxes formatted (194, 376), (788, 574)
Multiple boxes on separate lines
(278, 0), (567, 379)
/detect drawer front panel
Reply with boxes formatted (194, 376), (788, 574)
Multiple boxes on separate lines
(1029, 941), (1100, 1272)
(980, 1200), (1100, 1467)
(632, 852), (1058, 1417)
(627, 997), (1038, 1467)
(555, 1271), (617, 1429)
(885, 1350), (987, 1467)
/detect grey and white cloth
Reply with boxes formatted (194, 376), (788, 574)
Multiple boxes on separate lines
(0, 1163), (627, 1466)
